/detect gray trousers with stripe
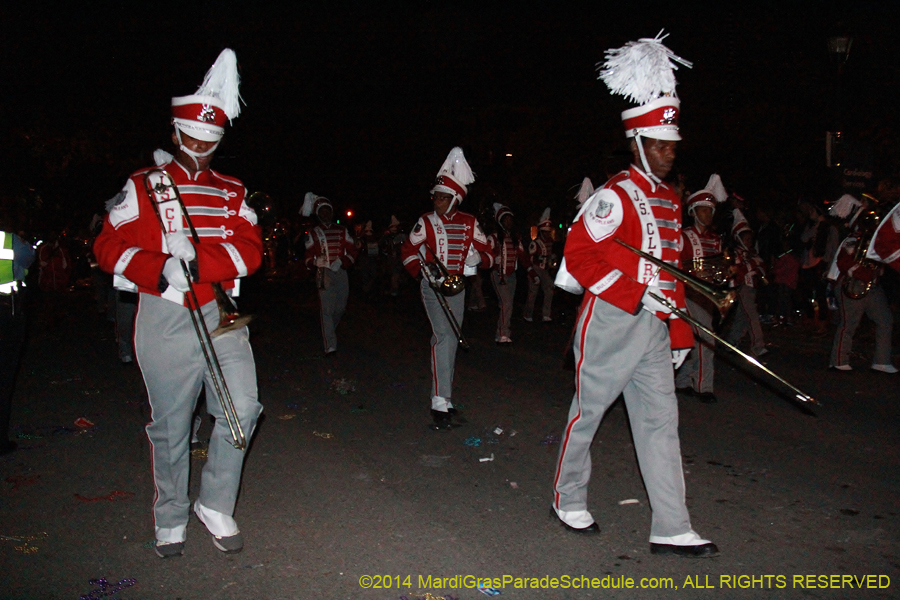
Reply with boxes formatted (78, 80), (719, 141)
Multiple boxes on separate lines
(491, 271), (516, 339)
(318, 267), (349, 352)
(674, 296), (716, 393)
(553, 297), (693, 538)
(135, 293), (262, 535)
(525, 265), (554, 320)
(726, 285), (766, 355)
(421, 278), (465, 410)
(830, 284), (893, 367)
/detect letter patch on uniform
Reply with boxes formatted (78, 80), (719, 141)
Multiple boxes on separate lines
(583, 189), (623, 243)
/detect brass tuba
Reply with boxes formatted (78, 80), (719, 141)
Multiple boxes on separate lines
(616, 240), (737, 319)
(842, 208), (881, 300)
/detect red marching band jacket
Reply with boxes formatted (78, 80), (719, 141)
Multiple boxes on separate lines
(303, 224), (357, 270)
(94, 160), (263, 308)
(680, 225), (722, 262)
(731, 245), (766, 288)
(529, 237), (553, 269)
(867, 202), (900, 274)
(561, 166), (693, 350)
(401, 210), (493, 278)
(488, 233), (534, 277)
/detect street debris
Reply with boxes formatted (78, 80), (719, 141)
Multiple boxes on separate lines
(479, 453), (495, 463)
(79, 577), (136, 600)
(464, 436), (482, 447)
(330, 378), (356, 395)
(313, 431), (334, 439)
(618, 499), (640, 505)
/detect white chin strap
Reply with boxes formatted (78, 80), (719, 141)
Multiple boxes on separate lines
(175, 128), (219, 170)
(635, 133), (662, 184)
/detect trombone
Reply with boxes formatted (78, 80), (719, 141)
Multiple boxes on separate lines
(419, 245), (469, 350)
(143, 168), (251, 449)
(615, 238), (816, 405)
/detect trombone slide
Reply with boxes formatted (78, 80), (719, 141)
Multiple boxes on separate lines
(647, 290), (816, 405)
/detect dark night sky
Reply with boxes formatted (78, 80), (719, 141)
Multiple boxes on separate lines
(2, 1), (898, 231)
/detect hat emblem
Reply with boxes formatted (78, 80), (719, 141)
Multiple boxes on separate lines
(198, 104), (217, 123)
(661, 108), (676, 124)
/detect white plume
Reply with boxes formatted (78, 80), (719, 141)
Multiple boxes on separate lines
(493, 202), (504, 216)
(575, 177), (595, 207)
(300, 192), (317, 217)
(153, 149), (173, 166)
(706, 174), (728, 204)
(597, 30), (692, 106)
(436, 147), (475, 186)
(829, 193), (862, 219)
(539, 207), (551, 223)
(196, 48), (244, 121)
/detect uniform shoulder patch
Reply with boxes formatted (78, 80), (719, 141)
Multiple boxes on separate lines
(583, 189), (624, 243)
(104, 191), (127, 213)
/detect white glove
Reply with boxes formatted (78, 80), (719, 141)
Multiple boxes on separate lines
(165, 231), (196, 261)
(315, 256), (329, 268)
(672, 348), (691, 370)
(330, 259), (343, 272)
(162, 257), (191, 292)
(641, 286), (672, 315)
(464, 247), (482, 267)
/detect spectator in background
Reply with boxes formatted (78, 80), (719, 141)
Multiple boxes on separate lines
(797, 202), (830, 332)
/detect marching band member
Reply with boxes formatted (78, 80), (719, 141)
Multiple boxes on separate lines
(828, 194), (896, 372)
(725, 214), (769, 358)
(524, 208), (556, 323)
(488, 203), (534, 343)
(551, 33), (718, 557)
(401, 148), (492, 430)
(675, 178), (726, 403)
(302, 193), (357, 355)
(94, 50), (263, 558)
(380, 215), (406, 298)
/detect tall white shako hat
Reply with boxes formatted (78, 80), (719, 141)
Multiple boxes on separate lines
(597, 31), (692, 181)
(431, 147), (475, 210)
(493, 203), (514, 226)
(170, 49), (243, 170)
(300, 192), (332, 218)
(538, 207), (553, 231)
(686, 174), (728, 215)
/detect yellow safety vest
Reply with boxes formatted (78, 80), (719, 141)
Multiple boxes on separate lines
(0, 231), (18, 294)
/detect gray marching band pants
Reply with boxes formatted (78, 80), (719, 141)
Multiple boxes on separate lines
(726, 285), (766, 356)
(318, 267), (349, 352)
(491, 271), (516, 339)
(135, 293), (262, 538)
(675, 296), (716, 393)
(830, 284), (893, 367)
(552, 297), (693, 538)
(421, 278), (465, 411)
(525, 265), (554, 320)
